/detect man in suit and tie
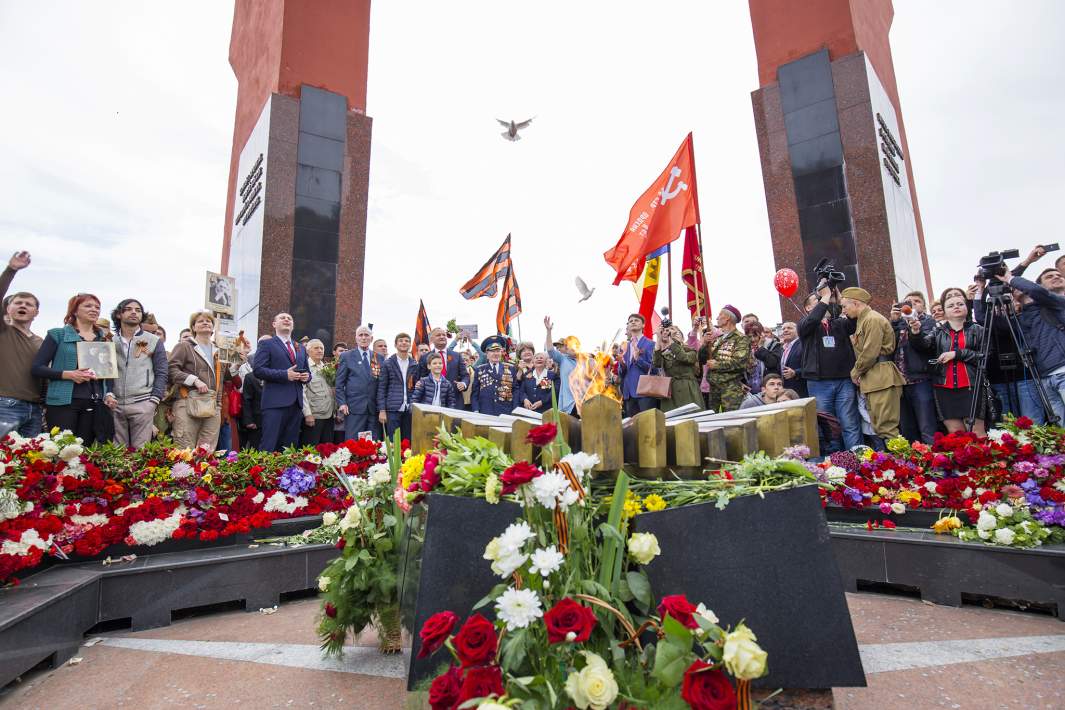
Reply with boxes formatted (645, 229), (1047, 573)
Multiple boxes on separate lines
(618, 313), (656, 417)
(252, 312), (310, 451)
(778, 321), (807, 397)
(419, 327), (470, 398)
(336, 325), (382, 440)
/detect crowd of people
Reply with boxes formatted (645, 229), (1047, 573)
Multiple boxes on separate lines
(5, 244), (1065, 456)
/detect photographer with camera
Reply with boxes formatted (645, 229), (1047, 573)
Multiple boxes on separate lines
(797, 274), (861, 452)
(908, 288), (987, 435)
(1001, 266), (1065, 422)
(889, 291), (938, 444)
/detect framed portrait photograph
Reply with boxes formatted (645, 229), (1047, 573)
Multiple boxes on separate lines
(77, 341), (118, 379)
(205, 271), (236, 315)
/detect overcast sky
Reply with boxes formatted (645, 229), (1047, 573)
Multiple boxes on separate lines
(2, 1), (1063, 349)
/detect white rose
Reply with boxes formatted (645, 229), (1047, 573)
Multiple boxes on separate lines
(890, 502), (906, 515)
(59, 444), (83, 461)
(626, 532), (661, 565)
(322, 511), (338, 526)
(338, 505), (362, 531)
(723, 624), (768, 680)
(695, 602), (719, 625)
(318, 575), (331, 592)
(995, 503), (1014, 518)
(564, 651), (618, 710)
(976, 511), (997, 532)
(993, 528), (1016, 545)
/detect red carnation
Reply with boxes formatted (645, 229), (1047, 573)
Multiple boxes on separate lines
(418, 610), (458, 658)
(428, 665), (462, 710)
(681, 659), (737, 710)
(657, 594), (699, 629)
(456, 665), (504, 706)
(452, 613), (498, 667)
(324, 602), (337, 618)
(1014, 416), (1033, 430)
(500, 461), (544, 495)
(525, 422), (558, 446)
(543, 597), (597, 644)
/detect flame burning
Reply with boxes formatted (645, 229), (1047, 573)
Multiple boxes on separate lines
(565, 336), (621, 415)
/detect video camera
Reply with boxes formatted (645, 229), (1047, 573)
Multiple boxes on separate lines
(812, 258), (846, 291)
(976, 249), (1020, 281)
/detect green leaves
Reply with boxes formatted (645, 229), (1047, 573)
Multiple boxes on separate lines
(626, 570), (653, 610)
(652, 638), (693, 687)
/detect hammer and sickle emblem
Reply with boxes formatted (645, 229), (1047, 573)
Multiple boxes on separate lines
(660, 166), (688, 205)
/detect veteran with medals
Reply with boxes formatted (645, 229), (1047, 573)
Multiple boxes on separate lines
(472, 335), (517, 416)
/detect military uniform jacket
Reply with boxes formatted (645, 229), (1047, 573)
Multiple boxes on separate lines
(701, 330), (751, 384)
(472, 361), (517, 416)
(851, 308), (906, 394)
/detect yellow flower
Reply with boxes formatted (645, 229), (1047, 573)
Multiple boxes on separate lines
(886, 436), (910, 454)
(932, 516), (963, 534)
(870, 495), (881, 503)
(642, 494), (667, 512)
(168, 448), (193, 462)
(622, 498), (642, 520)
(201, 472), (213, 485)
(485, 472), (500, 504)
(898, 490), (922, 505)
(399, 454), (426, 490)
(877, 486), (889, 497)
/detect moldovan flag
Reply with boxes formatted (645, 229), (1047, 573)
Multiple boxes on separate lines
(681, 226), (711, 320)
(414, 300), (431, 347)
(631, 245), (668, 337)
(604, 133), (700, 285)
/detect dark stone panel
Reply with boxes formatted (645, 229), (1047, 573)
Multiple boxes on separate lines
(778, 49), (835, 114)
(793, 167), (848, 210)
(293, 227), (339, 263)
(787, 132), (844, 176)
(291, 258), (338, 294)
(291, 289), (337, 351)
(294, 194), (341, 234)
(798, 199), (853, 238)
(801, 230), (859, 277)
(296, 165), (342, 203)
(784, 97), (841, 147)
(634, 486), (866, 689)
(297, 132), (345, 172)
(299, 85), (347, 141)
(407, 494), (522, 689)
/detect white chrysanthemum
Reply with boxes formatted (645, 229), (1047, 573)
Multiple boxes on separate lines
(1, 528), (51, 556)
(494, 586), (543, 631)
(490, 550), (528, 578)
(961, 487), (973, 499)
(322, 511), (338, 526)
(924, 481), (938, 494)
(0, 488), (21, 522)
(529, 545), (564, 576)
(993, 527), (1016, 545)
(58, 444), (83, 461)
(976, 511), (997, 531)
(264, 492), (309, 514)
(252, 491), (265, 504)
(70, 513), (109, 526)
(323, 448), (352, 469)
(497, 520), (536, 554)
(995, 503), (1014, 518)
(560, 452), (600, 479)
(367, 464), (391, 486)
(127, 507), (185, 546)
(531, 471), (570, 510)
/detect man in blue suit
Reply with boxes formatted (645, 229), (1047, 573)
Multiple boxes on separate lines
(252, 312), (310, 451)
(778, 321), (807, 397)
(335, 325), (382, 440)
(419, 327), (470, 394)
(618, 313), (656, 417)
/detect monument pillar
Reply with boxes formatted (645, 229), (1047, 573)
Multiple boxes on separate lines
(221, 0), (372, 350)
(748, 0), (932, 315)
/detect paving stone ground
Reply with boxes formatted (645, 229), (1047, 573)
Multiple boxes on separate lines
(2, 592), (1062, 709)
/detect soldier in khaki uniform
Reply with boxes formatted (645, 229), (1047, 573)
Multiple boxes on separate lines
(840, 287), (905, 443)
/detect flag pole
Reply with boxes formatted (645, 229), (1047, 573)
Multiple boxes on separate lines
(515, 313), (523, 343)
(667, 242), (674, 318)
(695, 222), (709, 320)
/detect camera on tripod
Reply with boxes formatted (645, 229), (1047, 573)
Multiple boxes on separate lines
(812, 258), (846, 291)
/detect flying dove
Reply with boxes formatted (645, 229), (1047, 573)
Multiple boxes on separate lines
(575, 276), (596, 303)
(497, 117), (534, 142)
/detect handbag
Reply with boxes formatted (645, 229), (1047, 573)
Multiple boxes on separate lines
(186, 390), (217, 419)
(636, 369), (672, 399)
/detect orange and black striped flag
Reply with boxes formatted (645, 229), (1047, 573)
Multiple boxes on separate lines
(496, 268), (522, 335)
(414, 299), (431, 346)
(460, 234), (512, 300)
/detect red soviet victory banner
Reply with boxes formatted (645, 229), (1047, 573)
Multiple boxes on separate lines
(603, 133), (700, 285)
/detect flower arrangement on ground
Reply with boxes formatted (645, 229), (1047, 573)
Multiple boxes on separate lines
(0, 430), (382, 584)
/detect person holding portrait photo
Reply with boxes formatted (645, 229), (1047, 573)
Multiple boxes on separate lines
(167, 310), (233, 449)
(31, 293), (115, 444)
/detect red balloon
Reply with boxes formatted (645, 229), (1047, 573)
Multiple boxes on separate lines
(774, 268), (799, 298)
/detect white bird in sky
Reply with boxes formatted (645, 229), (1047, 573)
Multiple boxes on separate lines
(497, 117), (534, 141)
(575, 276), (596, 303)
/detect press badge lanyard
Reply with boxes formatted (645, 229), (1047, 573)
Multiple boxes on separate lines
(821, 320), (835, 349)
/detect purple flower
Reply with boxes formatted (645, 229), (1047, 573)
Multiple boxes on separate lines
(1021, 478), (1039, 491)
(226, 451), (239, 463)
(1013, 461), (1037, 474)
(1036, 454), (1065, 469)
(279, 466), (317, 496)
(845, 487), (864, 503)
